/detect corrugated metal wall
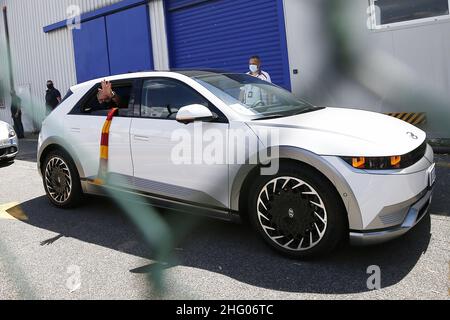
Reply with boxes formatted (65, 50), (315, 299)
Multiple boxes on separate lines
(166, 0), (291, 90)
(149, 0), (170, 71)
(0, 0), (121, 131)
(0, 0), (11, 124)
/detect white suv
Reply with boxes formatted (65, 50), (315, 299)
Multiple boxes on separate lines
(37, 70), (436, 258)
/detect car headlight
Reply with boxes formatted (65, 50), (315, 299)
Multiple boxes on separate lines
(7, 125), (16, 138)
(341, 156), (402, 170)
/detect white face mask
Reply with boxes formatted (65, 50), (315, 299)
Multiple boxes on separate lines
(249, 64), (259, 73)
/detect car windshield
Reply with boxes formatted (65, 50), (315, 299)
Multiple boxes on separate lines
(192, 73), (319, 119)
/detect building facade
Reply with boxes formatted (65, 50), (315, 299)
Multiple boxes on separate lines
(1, 0), (449, 138)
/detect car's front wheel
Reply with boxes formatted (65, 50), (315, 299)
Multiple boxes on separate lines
(43, 150), (83, 208)
(248, 163), (346, 259)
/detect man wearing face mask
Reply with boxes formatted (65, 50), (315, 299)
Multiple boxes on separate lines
(248, 56), (271, 83)
(45, 80), (62, 113)
(240, 56), (272, 106)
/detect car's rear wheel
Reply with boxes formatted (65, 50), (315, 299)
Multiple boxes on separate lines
(248, 163), (346, 259)
(43, 150), (83, 208)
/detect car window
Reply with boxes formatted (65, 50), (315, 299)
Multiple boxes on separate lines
(76, 83), (134, 116)
(140, 79), (209, 120)
(192, 73), (317, 120)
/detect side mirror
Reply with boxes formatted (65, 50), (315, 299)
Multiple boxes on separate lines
(176, 104), (216, 124)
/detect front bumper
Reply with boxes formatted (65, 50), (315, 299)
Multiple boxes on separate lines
(323, 143), (435, 246)
(0, 137), (19, 160)
(349, 187), (433, 246)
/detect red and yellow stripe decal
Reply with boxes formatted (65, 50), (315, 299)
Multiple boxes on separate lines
(93, 108), (119, 185)
(385, 112), (427, 126)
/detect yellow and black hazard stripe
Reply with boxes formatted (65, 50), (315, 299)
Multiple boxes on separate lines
(93, 107), (119, 186)
(385, 112), (427, 126)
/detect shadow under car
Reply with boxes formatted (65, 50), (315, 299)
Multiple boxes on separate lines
(15, 195), (431, 295)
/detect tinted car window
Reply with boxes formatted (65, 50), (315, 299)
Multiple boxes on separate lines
(141, 79), (209, 119)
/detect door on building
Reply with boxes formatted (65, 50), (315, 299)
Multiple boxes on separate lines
(16, 84), (36, 133)
(166, 0), (291, 90)
(72, 4), (154, 83)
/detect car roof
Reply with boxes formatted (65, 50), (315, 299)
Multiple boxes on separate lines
(70, 69), (235, 91)
(171, 69), (233, 77)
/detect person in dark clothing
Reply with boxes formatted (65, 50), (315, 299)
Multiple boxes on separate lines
(45, 80), (61, 112)
(10, 91), (25, 139)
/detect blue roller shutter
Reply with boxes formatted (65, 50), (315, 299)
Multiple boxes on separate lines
(166, 0), (291, 90)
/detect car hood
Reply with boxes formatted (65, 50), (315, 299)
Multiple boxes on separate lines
(246, 107), (426, 157)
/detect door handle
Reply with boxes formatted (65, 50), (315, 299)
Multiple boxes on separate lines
(134, 135), (149, 142)
(70, 127), (81, 133)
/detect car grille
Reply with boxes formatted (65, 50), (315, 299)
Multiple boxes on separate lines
(379, 210), (407, 226)
(0, 146), (17, 157)
(400, 142), (427, 168)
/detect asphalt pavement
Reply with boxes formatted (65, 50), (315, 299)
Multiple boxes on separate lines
(0, 139), (449, 300)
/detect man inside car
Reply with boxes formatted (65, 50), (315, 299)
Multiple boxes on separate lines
(96, 80), (124, 108)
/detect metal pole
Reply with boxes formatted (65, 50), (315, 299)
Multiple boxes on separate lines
(2, 6), (14, 92)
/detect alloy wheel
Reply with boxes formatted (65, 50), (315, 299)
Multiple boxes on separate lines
(44, 157), (73, 204)
(256, 176), (328, 251)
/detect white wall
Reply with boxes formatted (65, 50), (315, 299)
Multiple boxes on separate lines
(0, 0), (122, 132)
(283, 0), (384, 114)
(283, 0), (450, 138)
(283, 0), (333, 102)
